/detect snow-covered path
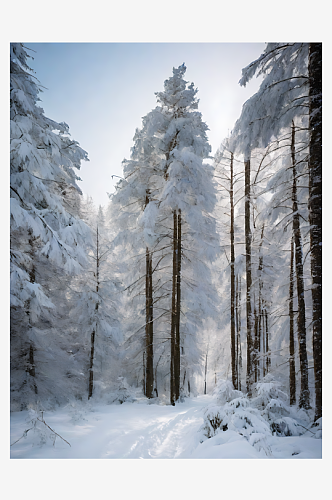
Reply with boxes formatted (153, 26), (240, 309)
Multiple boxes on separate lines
(10, 395), (213, 459)
(10, 395), (322, 459)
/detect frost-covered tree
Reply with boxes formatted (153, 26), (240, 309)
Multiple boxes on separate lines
(222, 43), (319, 412)
(235, 42), (321, 418)
(154, 64), (219, 404)
(110, 64), (219, 404)
(214, 140), (245, 390)
(10, 43), (90, 407)
(70, 199), (121, 400)
(108, 117), (164, 398)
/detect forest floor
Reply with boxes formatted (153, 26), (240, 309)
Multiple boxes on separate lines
(10, 394), (321, 459)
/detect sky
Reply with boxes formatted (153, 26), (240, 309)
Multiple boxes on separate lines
(25, 42), (266, 207)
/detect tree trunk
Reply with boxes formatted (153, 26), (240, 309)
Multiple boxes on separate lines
(170, 210), (177, 405)
(170, 209), (181, 404)
(235, 274), (239, 389)
(154, 354), (162, 398)
(230, 152), (237, 390)
(308, 43), (322, 421)
(145, 247), (154, 398)
(88, 328), (95, 399)
(291, 121), (310, 409)
(204, 353), (208, 395)
(261, 300), (267, 378)
(257, 225), (264, 381)
(88, 225), (99, 400)
(236, 275), (242, 390)
(175, 210), (181, 401)
(254, 307), (259, 383)
(289, 236), (296, 405)
(26, 231), (37, 394)
(265, 310), (269, 373)
(244, 157), (253, 394)
(143, 351), (146, 395)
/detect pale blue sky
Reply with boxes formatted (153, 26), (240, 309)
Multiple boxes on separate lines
(25, 42), (265, 207)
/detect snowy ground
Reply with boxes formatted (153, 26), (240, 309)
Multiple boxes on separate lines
(10, 394), (321, 459)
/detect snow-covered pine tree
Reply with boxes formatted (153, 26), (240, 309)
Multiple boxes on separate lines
(10, 43), (90, 408)
(71, 198), (121, 400)
(226, 43), (315, 409)
(110, 64), (219, 403)
(214, 140), (244, 390)
(108, 117), (165, 398)
(237, 44), (321, 413)
(154, 64), (219, 404)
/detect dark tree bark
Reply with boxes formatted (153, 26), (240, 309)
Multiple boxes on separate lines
(170, 209), (182, 404)
(244, 158), (253, 395)
(289, 236), (296, 405)
(143, 351), (146, 395)
(154, 354), (162, 398)
(257, 225), (264, 381)
(261, 307), (268, 377)
(291, 121), (310, 409)
(265, 310), (269, 374)
(235, 275), (242, 390)
(145, 247), (154, 398)
(26, 230), (37, 394)
(230, 152), (237, 390)
(170, 210), (177, 405)
(88, 328), (95, 400)
(204, 353), (208, 395)
(175, 210), (182, 401)
(254, 307), (259, 383)
(308, 43), (322, 421)
(88, 225), (99, 400)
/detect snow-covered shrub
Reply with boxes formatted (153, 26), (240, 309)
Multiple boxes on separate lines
(270, 417), (304, 437)
(200, 375), (313, 456)
(251, 376), (288, 409)
(213, 379), (243, 405)
(108, 377), (137, 405)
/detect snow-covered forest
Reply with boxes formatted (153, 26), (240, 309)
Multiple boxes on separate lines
(10, 42), (322, 462)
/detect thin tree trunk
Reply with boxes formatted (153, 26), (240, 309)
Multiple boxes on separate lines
(237, 275), (242, 390)
(154, 354), (162, 398)
(254, 307), (259, 383)
(88, 328), (95, 400)
(143, 351), (146, 395)
(26, 231), (37, 393)
(204, 353), (208, 395)
(244, 157), (253, 395)
(145, 247), (154, 398)
(175, 210), (181, 401)
(27, 323), (37, 394)
(88, 225), (99, 400)
(170, 210), (177, 405)
(258, 225), (264, 381)
(291, 121), (310, 409)
(149, 254), (153, 389)
(308, 43), (322, 422)
(289, 236), (296, 405)
(235, 274), (239, 389)
(261, 300), (266, 378)
(230, 152), (237, 390)
(265, 310), (269, 373)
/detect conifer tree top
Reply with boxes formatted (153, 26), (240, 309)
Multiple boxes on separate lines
(155, 64), (199, 113)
